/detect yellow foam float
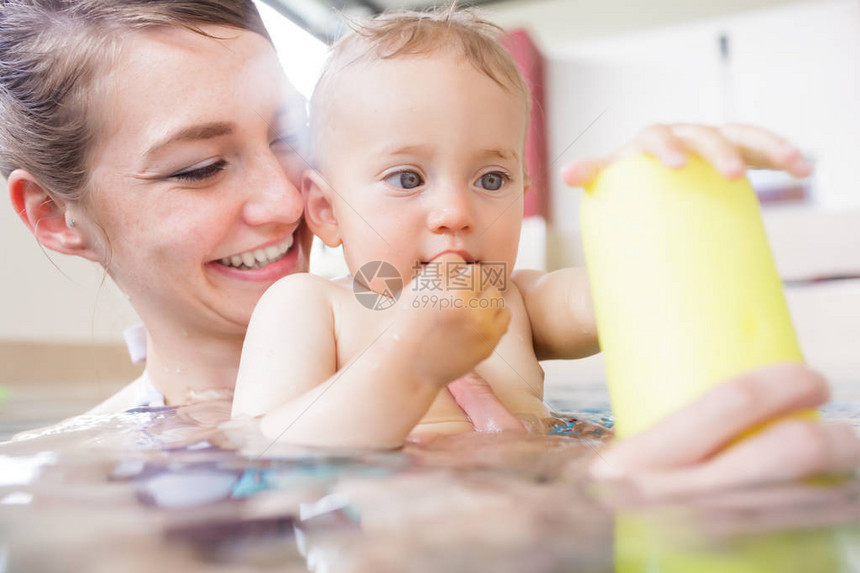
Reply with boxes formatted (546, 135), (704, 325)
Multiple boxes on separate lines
(581, 153), (810, 439)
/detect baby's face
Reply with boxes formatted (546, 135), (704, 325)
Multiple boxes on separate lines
(315, 51), (528, 291)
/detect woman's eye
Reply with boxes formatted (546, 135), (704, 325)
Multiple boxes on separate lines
(272, 132), (302, 153)
(384, 170), (424, 190)
(477, 171), (508, 191)
(171, 160), (227, 182)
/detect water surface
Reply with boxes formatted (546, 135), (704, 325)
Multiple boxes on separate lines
(1, 383), (858, 572)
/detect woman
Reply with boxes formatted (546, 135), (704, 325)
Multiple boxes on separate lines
(2, 0), (856, 493)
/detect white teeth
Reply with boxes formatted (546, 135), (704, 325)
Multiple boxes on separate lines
(218, 233), (295, 270)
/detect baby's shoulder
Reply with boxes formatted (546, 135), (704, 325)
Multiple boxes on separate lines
(510, 267), (587, 300)
(266, 271), (334, 293)
(257, 272), (342, 309)
(509, 268), (548, 292)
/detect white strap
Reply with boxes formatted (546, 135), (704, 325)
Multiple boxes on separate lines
(133, 371), (165, 408)
(123, 324), (148, 364)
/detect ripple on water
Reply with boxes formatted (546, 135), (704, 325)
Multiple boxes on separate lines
(0, 383), (858, 572)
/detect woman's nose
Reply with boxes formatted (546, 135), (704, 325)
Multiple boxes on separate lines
(427, 186), (474, 235)
(242, 151), (304, 226)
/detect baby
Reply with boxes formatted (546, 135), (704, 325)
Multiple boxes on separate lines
(232, 10), (598, 447)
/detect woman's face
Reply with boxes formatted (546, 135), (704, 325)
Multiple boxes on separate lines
(83, 25), (311, 337)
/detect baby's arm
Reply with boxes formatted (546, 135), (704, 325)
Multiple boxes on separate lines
(233, 259), (509, 449)
(232, 274), (441, 448)
(512, 268), (599, 361)
(232, 273), (338, 420)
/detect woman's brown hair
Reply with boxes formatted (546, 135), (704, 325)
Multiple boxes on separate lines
(0, 0), (270, 204)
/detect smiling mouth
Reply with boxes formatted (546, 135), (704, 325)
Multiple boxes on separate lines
(218, 234), (294, 270)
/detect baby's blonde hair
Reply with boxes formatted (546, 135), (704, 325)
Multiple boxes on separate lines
(310, 8), (530, 160)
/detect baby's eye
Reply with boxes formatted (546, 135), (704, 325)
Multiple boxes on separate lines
(476, 171), (509, 191)
(171, 159), (227, 182)
(385, 170), (424, 190)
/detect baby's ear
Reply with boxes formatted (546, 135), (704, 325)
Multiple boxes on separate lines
(8, 169), (104, 262)
(301, 169), (342, 248)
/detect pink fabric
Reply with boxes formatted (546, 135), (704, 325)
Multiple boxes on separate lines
(500, 29), (550, 221)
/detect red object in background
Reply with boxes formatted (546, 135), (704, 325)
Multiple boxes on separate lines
(500, 29), (550, 221)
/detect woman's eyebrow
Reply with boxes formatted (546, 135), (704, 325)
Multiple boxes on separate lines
(144, 122), (234, 157)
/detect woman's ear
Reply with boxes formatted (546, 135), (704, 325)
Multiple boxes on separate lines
(523, 166), (531, 196)
(301, 169), (342, 248)
(7, 169), (104, 262)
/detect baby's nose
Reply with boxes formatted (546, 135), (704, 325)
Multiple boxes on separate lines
(427, 187), (474, 234)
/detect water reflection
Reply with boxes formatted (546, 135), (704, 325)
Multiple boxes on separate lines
(614, 483), (860, 573)
(0, 386), (857, 572)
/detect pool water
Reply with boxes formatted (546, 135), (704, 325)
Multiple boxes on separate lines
(0, 383), (858, 572)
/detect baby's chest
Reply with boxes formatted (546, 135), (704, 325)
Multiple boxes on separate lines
(422, 318), (547, 426)
(331, 300), (400, 367)
(474, 310), (546, 407)
(332, 293), (545, 410)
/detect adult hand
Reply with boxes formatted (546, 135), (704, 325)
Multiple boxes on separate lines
(589, 364), (860, 498)
(562, 123), (813, 188)
(447, 372), (526, 433)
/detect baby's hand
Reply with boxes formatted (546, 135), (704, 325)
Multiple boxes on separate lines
(399, 253), (511, 386)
